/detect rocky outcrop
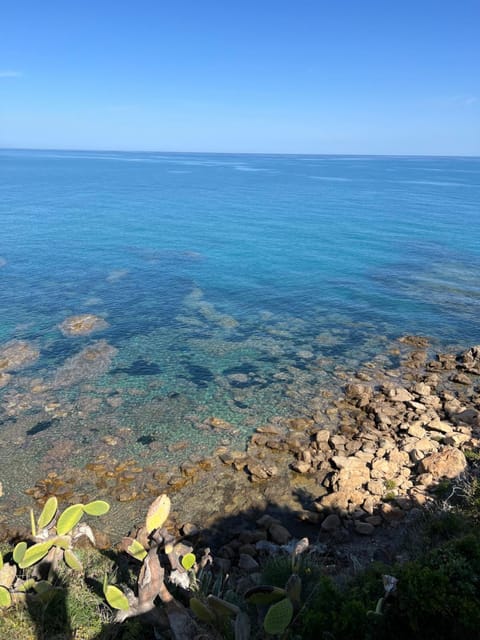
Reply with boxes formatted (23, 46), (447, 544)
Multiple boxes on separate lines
(53, 340), (118, 387)
(221, 339), (480, 538)
(0, 340), (39, 371)
(58, 314), (108, 337)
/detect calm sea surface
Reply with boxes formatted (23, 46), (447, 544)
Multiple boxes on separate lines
(1, 150), (479, 521)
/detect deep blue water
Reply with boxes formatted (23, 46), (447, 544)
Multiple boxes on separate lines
(1, 150), (479, 510)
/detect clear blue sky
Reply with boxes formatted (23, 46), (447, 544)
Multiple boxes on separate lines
(1, 0), (479, 155)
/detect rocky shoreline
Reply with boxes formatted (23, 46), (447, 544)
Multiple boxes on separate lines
(1, 337), (480, 574)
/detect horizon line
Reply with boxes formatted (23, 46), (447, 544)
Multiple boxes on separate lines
(1, 146), (479, 160)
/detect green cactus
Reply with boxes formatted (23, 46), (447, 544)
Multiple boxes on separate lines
(263, 597), (294, 635)
(190, 597), (216, 623)
(13, 541), (27, 565)
(64, 549), (83, 571)
(127, 539), (147, 561)
(0, 585), (12, 608)
(104, 583), (130, 611)
(83, 500), (110, 516)
(285, 574), (302, 608)
(234, 611), (251, 640)
(37, 496), (58, 530)
(244, 585), (287, 606)
(18, 541), (52, 569)
(181, 552), (196, 571)
(206, 594), (240, 618)
(56, 504), (84, 535)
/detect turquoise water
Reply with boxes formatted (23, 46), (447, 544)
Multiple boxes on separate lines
(1, 150), (480, 513)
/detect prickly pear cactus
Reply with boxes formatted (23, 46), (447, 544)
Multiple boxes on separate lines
(145, 494), (171, 534)
(263, 597), (294, 635)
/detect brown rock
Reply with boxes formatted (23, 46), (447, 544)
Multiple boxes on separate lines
(181, 523), (199, 536)
(367, 480), (385, 496)
(209, 416), (233, 430)
(329, 434), (347, 448)
(443, 433), (471, 447)
(413, 383), (431, 396)
(268, 523), (291, 545)
(387, 387), (414, 402)
(407, 421), (426, 438)
(355, 521), (375, 535)
(288, 417), (314, 431)
(399, 336), (430, 347)
(238, 554), (260, 572)
(321, 514), (341, 532)
(370, 458), (393, 479)
(331, 455), (365, 470)
(291, 461), (311, 474)
(454, 409), (480, 427)
(239, 544), (257, 557)
(380, 502), (405, 523)
(457, 345), (480, 373)
(419, 447), (467, 480)
(247, 462), (278, 481)
(427, 420), (453, 434)
(450, 373), (472, 385)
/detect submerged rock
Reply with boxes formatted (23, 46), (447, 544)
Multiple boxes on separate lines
(53, 340), (118, 387)
(0, 372), (11, 388)
(399, 335), (430, 348)
(0, 340), (40, 371)
(58, 314), (108, 337)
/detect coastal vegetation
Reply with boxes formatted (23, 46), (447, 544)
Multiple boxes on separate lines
(1, 473), (480, 639)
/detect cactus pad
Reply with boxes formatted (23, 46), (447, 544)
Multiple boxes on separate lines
(263, 597), (293, 635)
(56, 504), (84, 535)
(64, 549), (83, 571)
(145, 494), (171, 534)
(83, 500), (110, 516)
(0, 585), (12, 608)
(18, 541), (52, 569)
(127, 539), (147, 561)
(181, 552), (196, 571)
(104, 584), (130, 610)
(245, 585), (287, 605)
(37, 496), (58, 530)
(13, 541), (27, 565)
(190, 597), (216, 623)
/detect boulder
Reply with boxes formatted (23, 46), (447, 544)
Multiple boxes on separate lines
(238, 554), (260, 572)
(419, 447), (467, 480)
(355, 521), (375, 535)
(458, 345), (480, 374)
(387, 387), (414, 402)
(268, 523), (291, 545)
(321, 514), (341, 532)
(247, 462), (278, 481)
(290, 461), (311, 474)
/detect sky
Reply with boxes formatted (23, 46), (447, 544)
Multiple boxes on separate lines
(0, 0), (479, 155)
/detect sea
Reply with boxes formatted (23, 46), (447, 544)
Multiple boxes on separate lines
(1, 150), (479, 526)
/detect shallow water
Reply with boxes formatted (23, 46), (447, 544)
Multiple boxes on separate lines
(1, 150), (479, 527)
